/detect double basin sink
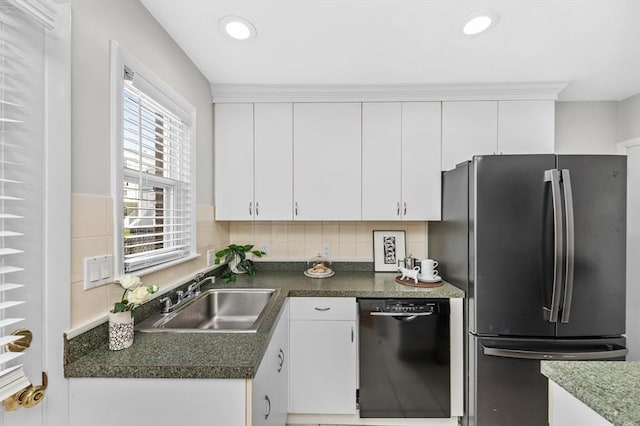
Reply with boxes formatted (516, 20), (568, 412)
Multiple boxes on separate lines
(136, 287), (280, 333)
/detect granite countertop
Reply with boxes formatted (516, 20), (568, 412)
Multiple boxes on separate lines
(64, 270), (464, 380)
(541, 361), (640, 426)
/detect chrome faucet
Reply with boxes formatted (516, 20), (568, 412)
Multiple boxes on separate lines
(159, 273), (211, 314)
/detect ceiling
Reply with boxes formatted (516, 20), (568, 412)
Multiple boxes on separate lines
(141, 0), (640, 101)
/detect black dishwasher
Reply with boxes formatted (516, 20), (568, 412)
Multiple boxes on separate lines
(358, 298), (450, 418)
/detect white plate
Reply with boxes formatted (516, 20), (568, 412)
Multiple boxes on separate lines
(304, 268), (335, 278)
(418, 275), (442, 283)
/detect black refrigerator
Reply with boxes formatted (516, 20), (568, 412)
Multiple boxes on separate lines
(429, 155), (628, 426)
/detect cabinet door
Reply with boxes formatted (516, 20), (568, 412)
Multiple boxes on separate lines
(214, 103), (254, 220)
(442, 101), (498, 171)
(498, 100), (555, 154)
(362, 102), (402, 220)
(252, 301), (289, 426)
(402, 102), (442, 220)
(293, 103), (361, 220)
(254, 103), (293, 220)
(289, 320), (357, 414)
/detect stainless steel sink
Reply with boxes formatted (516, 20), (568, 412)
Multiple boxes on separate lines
(136, 288), (280, 333)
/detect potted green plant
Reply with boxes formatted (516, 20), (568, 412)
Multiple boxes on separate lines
(215, 244), (266, 283)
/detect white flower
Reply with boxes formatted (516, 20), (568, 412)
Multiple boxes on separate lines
(127, 286), (154, 306)
(116, 274), (141, 290)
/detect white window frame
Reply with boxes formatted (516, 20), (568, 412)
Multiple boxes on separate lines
(110, 41), (197, 276)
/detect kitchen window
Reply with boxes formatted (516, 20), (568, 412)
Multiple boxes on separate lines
(111, 43), (196, 275)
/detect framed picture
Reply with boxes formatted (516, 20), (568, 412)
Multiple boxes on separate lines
(373, 230), (406, 272)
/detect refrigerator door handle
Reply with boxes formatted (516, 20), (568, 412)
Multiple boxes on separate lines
(544, 169), (564, 323)
(560, 169), (575, 323)
(482, 345), (628, 360)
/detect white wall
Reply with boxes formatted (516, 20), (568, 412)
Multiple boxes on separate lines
(555, 101), (620, 154)
(618, 93), (640, 361)
(618, 94), (640, 142)
(71, 0), (213, 204)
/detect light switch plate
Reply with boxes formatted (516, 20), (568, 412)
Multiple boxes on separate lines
(84, 255), (113, 290)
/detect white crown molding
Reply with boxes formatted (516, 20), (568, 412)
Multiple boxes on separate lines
(8, 0), (57, 30)
(211, 81), (570, 103)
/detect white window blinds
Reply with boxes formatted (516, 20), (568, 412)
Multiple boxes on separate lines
(0, 3), (51, 399)
(121, 71), (193, 273)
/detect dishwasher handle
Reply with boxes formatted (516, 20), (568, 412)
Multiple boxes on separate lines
(369, 311), (433, 322)
(482, 345), (628, 360)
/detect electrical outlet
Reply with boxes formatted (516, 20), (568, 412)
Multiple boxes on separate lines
(207, 249), (216, 267)
(322, 242), (331, 258)
(260, 242), (270, 255)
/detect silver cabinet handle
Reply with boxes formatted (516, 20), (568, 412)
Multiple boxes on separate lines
(351, 326), (354, 342)
(314, 307), (330, 311)
(277, 348), (285, 373)
(403, 201), (407, 215)
(264, 395), (271, 420)
(295, 202), (298, 216)
(544, 169), (563, 323)
(249, 201), (252, 216)
(482, 345), (628, 361)
(396, 201), (400, 216)
(255, 201), (259, 216)
(561, 169), (575, 323)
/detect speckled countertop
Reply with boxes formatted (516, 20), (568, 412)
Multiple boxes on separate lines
(541, 361), (640, 426)
(64, 270), (464, 380)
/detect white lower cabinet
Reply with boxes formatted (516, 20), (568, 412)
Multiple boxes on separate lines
(69, 377), (247, 426)
(549, 381), (612, 426)
(288, 297), (357, 414)
(252, 300), (289, 426)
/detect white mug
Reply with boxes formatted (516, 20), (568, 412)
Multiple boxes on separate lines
(419, 259), (439, 279)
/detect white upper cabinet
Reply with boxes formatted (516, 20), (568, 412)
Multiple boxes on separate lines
(401, 102), (442, 220)
(362, 102), (402, 220)
(362, 102), (441, 220)
(442, 101), (498, 171)
(497, 100), (555, 154)
(293, 103), (362, 221)
(214, 103), (254, 220)
(215, 103), (293, 220)
(442, 100), (556, 171)
(254, 103), (293, 220)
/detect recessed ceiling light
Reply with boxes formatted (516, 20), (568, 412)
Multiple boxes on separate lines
(219, 16), (257, 41)
(461, 11), (499, 36)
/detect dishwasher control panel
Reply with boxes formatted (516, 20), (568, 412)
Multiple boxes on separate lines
(370, 299), (441, 314)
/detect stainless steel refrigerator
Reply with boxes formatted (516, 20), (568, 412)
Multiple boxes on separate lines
(429, 154), (628, 426)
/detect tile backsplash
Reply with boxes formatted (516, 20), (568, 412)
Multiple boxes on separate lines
(229, 221), (428, 261)
(70, 194), (229, 329)
(70, 193), (429, 329)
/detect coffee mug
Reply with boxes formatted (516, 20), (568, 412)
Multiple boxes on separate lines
(419, 259), (439, 279)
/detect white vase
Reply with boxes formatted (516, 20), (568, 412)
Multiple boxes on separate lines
(108, 311), (134, 351)
(229, 256), (246, 274)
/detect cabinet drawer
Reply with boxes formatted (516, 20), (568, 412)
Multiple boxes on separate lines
(289, 297), (355, 321)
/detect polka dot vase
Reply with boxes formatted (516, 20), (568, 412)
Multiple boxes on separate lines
(108, 311), (134, 350)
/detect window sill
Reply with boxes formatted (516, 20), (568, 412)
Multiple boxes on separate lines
(133, 253), (201, 278)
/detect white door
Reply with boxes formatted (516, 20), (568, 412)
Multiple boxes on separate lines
(214, 103), (254, 220)
(1, 3), (70, 426)
(401, 102), (442, 220)
(293, 103), (362, 220)
(626, 144), (640, 360)
(362, 102), (402, 220)
(497, 100), (555, 154)
(289, 320), (357, 414)
(441, 101), (497, 171)
(254, 103), (293, 220)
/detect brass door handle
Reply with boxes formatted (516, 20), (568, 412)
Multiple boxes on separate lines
(5, 329), (33, 352)
(3, 372), (48, 411)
